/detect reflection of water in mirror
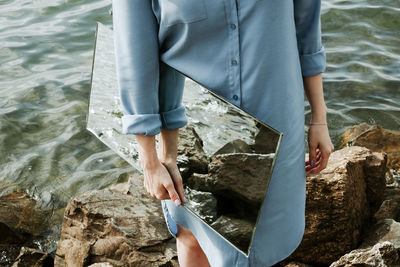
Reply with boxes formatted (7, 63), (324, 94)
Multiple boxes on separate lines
(182, 80), (258, 156)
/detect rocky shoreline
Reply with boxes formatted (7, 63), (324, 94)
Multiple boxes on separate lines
(1, 123), (400, 266)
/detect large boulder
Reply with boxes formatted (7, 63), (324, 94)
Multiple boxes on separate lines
(340, 123), (400, 170)
(281, 146), (387, 266)
(54, 174), (178, 267)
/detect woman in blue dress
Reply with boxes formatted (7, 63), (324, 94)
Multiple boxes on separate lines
(112, 0), (334, 266)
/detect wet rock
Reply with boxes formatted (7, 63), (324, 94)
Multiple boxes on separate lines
(253, 122), (281, 154)
(177, 125), (209, 179)
(11, 246), (53, 267)
(340, 123), (400, 170)
(186, 153), (274, 205)
(186, 173), (213, 192)
(0, 222), (23, 245)
(284, 146), (387, 266)
(54, 174), (178, 267)
(0, 244), (22, 267)
(210, 215), (254, 254)
(207, 152), (274, 204)
(184, 186), (218, 224)
(329, 241), (400, 267)
(0, 191), (49, 239)
(0, 191), (53, 266)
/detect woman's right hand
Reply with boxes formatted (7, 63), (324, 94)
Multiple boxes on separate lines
(141, 159), (183, 207)
(136, 134), (183, 207)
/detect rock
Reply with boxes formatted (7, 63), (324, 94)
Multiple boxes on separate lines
(186, 173), (213, 192)
(184, 186), (218, 224)
(253, 122), (281, 154)
(384, 188), (400, 222)
(210, 215), (254, 254)
(207, 152), (274, 204)
(329, 241), (400, 267)
(0, 222), (23, 245)
(0, 244), (22, 267)
(213, 139), (253, 155)
(374, 200), (400, 222)
(11, 246), (53, 267)
(359, 219), (400, 250)
(0, 191), (54, 266)
(284, 146), (387, 266)
(177, 125), (209, 179)
(0, 191), (49, 239)
(54, 174), (178, 267)
(186, 153), (275, 219)
(340, 123), (400, 170)
(340, 122), (371, 146)
(363, 152), (389, 212)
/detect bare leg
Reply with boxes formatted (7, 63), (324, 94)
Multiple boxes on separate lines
(176, 224), (211, 267)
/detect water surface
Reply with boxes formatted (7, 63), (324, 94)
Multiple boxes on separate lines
(0, 0), (399, 256)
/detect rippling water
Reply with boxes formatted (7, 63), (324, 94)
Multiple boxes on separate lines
(0, 0), (399, 257)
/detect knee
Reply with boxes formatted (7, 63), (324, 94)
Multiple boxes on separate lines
(176, 224), (201, 250)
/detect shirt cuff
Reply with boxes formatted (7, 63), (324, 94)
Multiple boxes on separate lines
(299, 45), (326, 77)
(160, 105), (188, 130)
(121, 114), (162, 136)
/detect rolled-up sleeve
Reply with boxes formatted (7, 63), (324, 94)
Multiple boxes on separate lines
(112, 0), (161, 136)
(159, 62), (188, 130)
(293, 0), (326, 77)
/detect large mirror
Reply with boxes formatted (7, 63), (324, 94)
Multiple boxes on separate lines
(87, 22), (282, 257)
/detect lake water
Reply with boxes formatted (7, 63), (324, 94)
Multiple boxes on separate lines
(0, 0), (399, 256)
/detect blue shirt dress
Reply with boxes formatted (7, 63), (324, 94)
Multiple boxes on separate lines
(112, 0), (326, 266)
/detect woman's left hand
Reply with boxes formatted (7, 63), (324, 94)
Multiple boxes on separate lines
(305, 125), (334, 174)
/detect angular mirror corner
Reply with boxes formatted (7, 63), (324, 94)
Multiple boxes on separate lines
(87, 22), (283, 257)
(179, 78), (282, 256)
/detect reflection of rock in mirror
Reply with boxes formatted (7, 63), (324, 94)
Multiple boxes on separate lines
(86, 22), (282, 257)
(176, 78), (282, 255)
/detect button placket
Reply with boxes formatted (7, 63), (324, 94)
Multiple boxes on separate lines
(229, 0), (241, 105)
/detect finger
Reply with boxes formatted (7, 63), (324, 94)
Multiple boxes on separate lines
(306, 156), (321, 171)
(143, 174), (150, 193)
(154, 187), (169, 200)
(306, 150), (322, 167)
(306, 159), (321, 172)
(308, 143), (317, 168)
(306, 151), (323, 172)
(310, 149), (330, 174)
(319, 148), (331, 170)
(164, 181), (181, 207)
(168, 167), (186, 204)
